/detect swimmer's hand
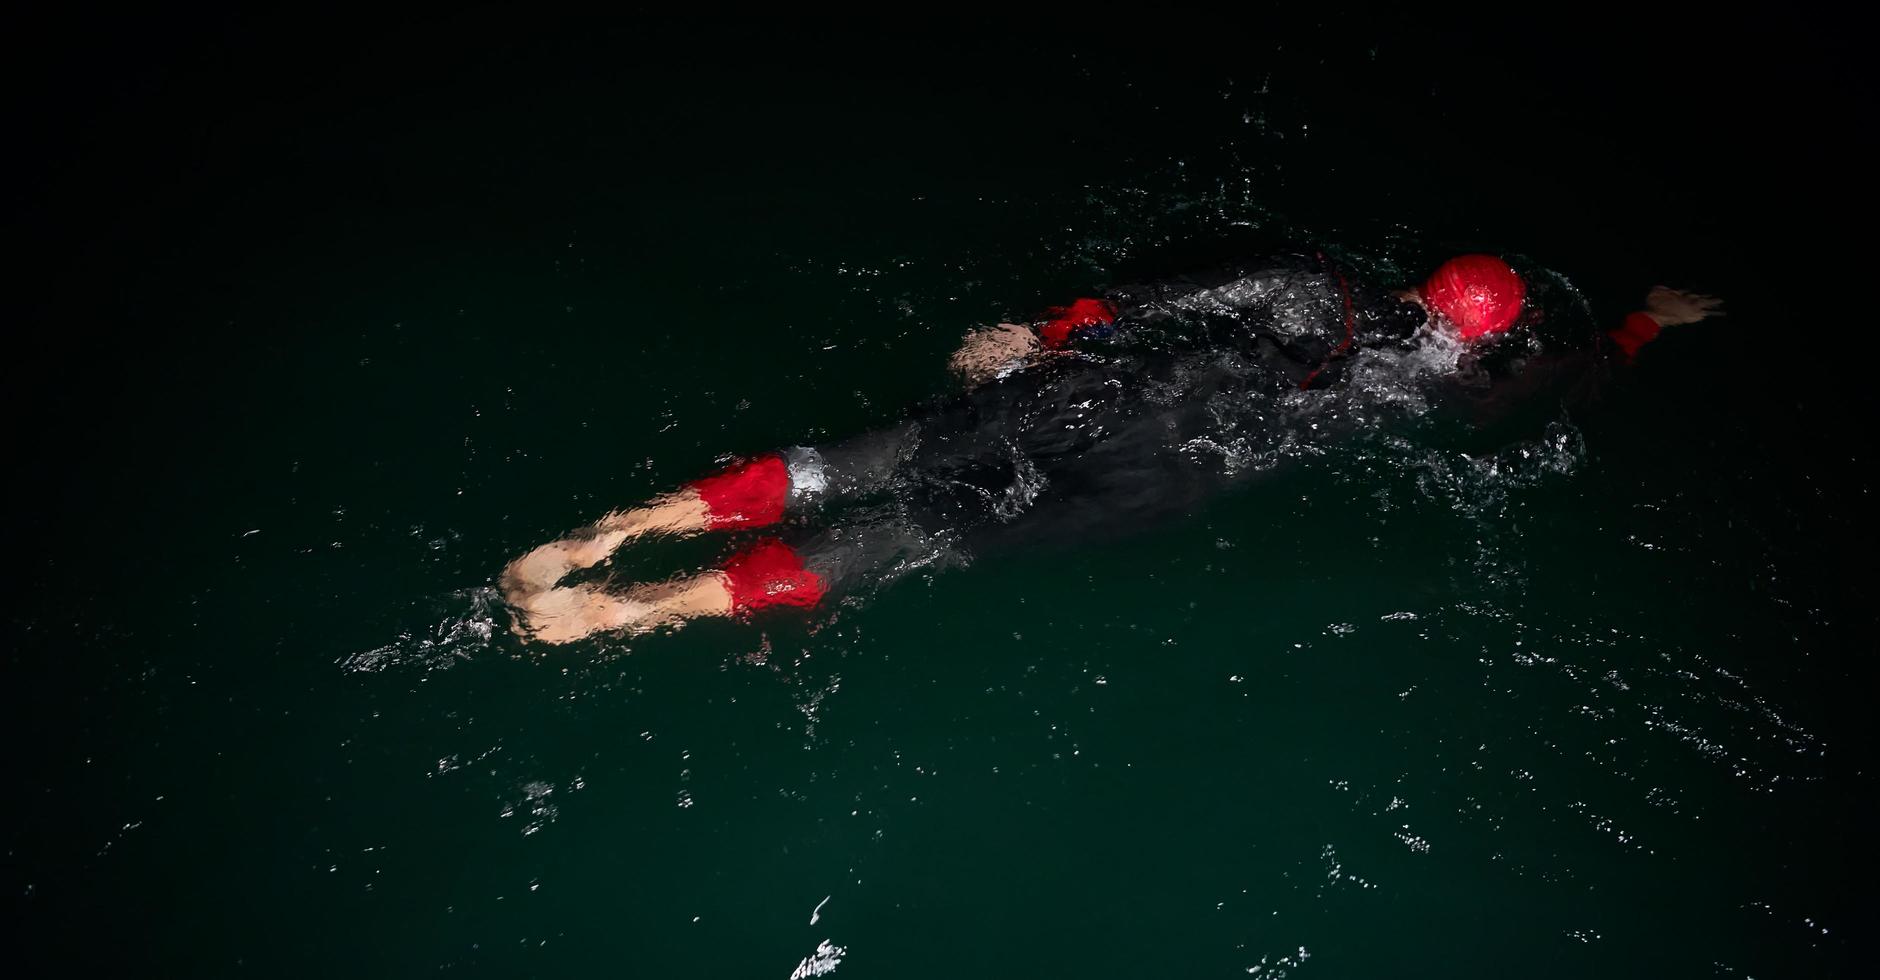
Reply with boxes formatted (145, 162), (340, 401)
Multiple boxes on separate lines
(948, 323), (1041, 387)
(1643, 287), (1724, 326)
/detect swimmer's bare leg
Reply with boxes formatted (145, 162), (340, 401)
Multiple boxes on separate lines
(596, 489), (715, 542)
(500, 491), (712, 602)
(501, 455), (822, 642)
(510, 572), (734, 646)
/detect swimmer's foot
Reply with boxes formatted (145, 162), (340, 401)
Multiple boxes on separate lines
(509, 574), (732, 646)
(504, 494), (713, 604)
(510, 585), (654, 646)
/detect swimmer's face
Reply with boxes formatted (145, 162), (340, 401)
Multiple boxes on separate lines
(1396, 288), (1458, 339)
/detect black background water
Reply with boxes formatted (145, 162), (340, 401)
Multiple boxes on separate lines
(7, 12), (1874, 977)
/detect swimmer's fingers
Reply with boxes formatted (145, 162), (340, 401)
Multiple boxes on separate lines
(1645, 286), (1725, 326)
(1647, 286), (1724, 312)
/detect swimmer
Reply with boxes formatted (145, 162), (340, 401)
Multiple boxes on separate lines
(502, 249), (1721, 644)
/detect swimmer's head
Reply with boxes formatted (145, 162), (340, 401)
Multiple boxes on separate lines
(1420, 254), (1526, 341)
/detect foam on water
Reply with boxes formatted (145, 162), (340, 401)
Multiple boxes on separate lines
(338, 586), (505, 674)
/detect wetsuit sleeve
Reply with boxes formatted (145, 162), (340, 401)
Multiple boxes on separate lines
(1031, 270), (1290, 352)
(1032, 255), (1392, 367)
(1606, 311), (1663, 360)
(1036, 297), (1123, 349)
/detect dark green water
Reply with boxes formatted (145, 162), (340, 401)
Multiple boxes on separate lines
(8, 16), (1873, 978)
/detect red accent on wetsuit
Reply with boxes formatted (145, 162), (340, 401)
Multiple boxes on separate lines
(1608, 311), (1662, 359)
(1038, 297), (1119, 349)
(689, 455), (789, 530)
(722, 538), (828, 613)
(1300, 252), (1360, 390)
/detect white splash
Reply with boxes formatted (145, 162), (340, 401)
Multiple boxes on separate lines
(339, 587), (502, 674)
(790, 940), (846, 979)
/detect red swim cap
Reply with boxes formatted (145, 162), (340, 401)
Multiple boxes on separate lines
(1421, 254), (1526, 341)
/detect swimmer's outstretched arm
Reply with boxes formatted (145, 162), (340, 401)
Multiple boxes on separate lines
(1609, 286), (1724, 358)
(948, 293), (1141, 385)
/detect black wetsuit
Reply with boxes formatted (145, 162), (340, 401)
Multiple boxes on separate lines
(769, 252), (1598, 600)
